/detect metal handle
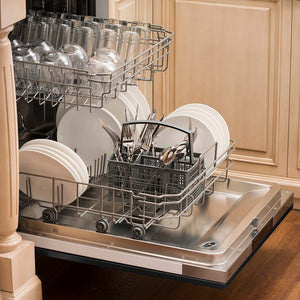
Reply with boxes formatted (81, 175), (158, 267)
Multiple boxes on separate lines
(121, 120), (195, 164)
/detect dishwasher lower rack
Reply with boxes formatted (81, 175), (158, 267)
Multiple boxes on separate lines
(19, 140), (235, 239)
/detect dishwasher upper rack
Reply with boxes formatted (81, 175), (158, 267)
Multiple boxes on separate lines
(19, 139), (235, 239)
(13, 16), (173, 108)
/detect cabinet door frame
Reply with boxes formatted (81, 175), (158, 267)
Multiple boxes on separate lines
(288, 0), (300, 179)
(153, 0), (292, 177)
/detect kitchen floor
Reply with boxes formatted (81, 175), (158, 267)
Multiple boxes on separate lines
(36, 209), (300, 300)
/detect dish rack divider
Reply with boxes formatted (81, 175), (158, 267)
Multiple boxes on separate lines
(19, 140), (236, 239)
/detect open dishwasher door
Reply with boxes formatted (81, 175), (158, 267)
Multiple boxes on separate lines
(18, 179), (293, 288)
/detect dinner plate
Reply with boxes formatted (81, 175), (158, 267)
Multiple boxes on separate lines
(19, 147), (79, 205)
(57, 107), (122, 171)
(170, 107), (227, 161)
(168, 108), (224, 160)
(154, 114), (217, 175)
(56, 92), (138, 131)
(22, 139), (89, 184)
(23, 144), (82, 187)
(56, 93), (100, 127)
(22, 143), (87, 195)
(126, 85), (151, 118)
(124, 87), (148, 120)
(102, 92), (136, 125)
(176, 103), (230, 150)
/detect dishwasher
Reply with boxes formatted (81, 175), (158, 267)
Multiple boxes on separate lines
(14, 1), (293, 289)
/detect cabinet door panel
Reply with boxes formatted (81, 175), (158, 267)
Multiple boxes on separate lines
(154, 0), (291, 176)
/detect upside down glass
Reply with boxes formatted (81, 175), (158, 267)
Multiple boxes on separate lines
(84, 55), (118, 101)
(130, 22), (151, 79)
(60, 43), (88, 69)
(94, 28), (117, 52)
(71, 24), (94, 57)
(40, 51), (73, 95)
(117, 30), (140, 79)
(13, 46), (40, 95)
(55, 23), (71, 50)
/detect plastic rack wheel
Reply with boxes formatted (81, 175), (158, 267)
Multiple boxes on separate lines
(42, 208), (57, 223)
(132, 225), (145, 239)
(96, 218), (109, 233)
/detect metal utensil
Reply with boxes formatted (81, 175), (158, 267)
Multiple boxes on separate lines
(160, 128), (198, 166)
(99, 118), (122, 161)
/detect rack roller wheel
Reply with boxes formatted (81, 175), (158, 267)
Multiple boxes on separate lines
(132, 225), (145, 240)
(42, 208), (57, 223)
(96, 218), (109, 233)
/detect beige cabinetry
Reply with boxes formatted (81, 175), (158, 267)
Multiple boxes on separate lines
(110, 0), (300, 203)
(152, 0), (292, 178)
(289, 0), (300, 180)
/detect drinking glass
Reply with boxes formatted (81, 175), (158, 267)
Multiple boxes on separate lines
(95, 48), (124, 67)
(85, 55), (118, 99)
(55, 23), (71, 50)
(48, 20), (59, 47)
(13, 46), (40, 95)
(11, 39), (23, 50)
(20, 17), (34, 44)
(40, 51), (73, 95)
(95, 48), (124, 91)
(31, 41), (54, 57)
(71, 24), (94, 57)
(60, 44), (88, 69)
(33, 21), (50, 42)
(94, 28), (117, 52)
(130, 23), (151, 79)
(117, 30), (140, 62)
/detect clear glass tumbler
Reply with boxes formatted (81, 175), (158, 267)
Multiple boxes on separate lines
(71, 24), (94, 57)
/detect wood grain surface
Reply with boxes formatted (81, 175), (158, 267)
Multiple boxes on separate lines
(36, 210), (300, 300)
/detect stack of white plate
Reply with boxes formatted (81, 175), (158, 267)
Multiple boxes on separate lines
(56, 86), (151, 170)
(19, 139), (89, 207)
(154, 103), (230, 176)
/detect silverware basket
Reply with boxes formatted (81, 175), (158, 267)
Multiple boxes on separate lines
(108, 121), (205, 214)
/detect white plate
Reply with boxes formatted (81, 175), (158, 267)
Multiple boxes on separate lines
(176, 103), (230, 150)
(168, 108), (224, 159)
(126, 85), (151, 118)
(22, 143), (87, 195)
(103, 92), (136, 125)
(23, 145), (82, 191)
(19, 147), (80, 205)
(57, 107), (121, 170)
(154, 114), (217, 175)
(22, 139), (89, 184)
(124, 88), (147, 120)
(56, 93), (99, 127)
(170, 107), (227, 161)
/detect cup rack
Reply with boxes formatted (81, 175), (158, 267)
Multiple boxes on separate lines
(12, 13), (174, 109)
(19, 139), (235, 240)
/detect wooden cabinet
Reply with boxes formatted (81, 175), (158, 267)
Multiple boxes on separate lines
(289, 0), (300, 180)
(153, 0), (293, 178)
(110, 0), (300, 203)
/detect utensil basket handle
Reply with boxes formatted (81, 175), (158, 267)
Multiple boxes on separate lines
(121, 120), (195, 164)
